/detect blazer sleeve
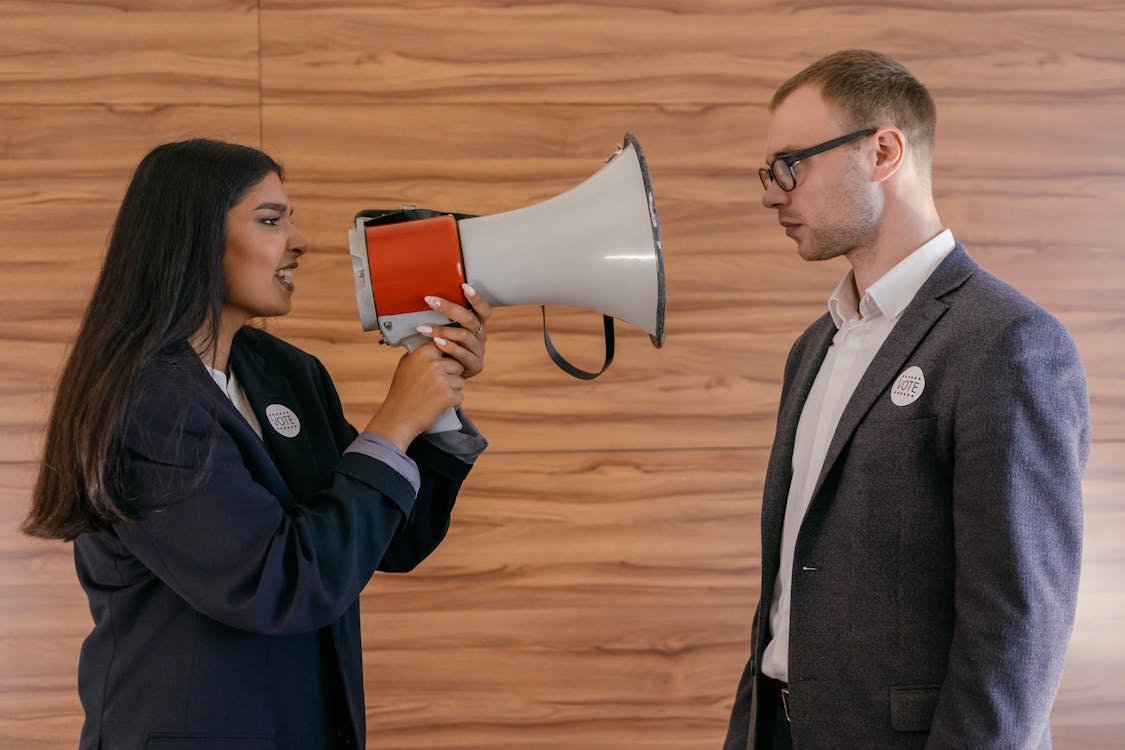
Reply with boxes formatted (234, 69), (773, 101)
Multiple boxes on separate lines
(114, 366), (432, 636)
(926, 309), (1090, 747)
(309, 355), (483, 574)
(376, 432), (477, 573)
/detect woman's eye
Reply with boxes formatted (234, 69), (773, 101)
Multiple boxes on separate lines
(262, 216), (281, 226)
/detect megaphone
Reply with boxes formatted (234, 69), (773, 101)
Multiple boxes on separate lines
(348, 131), (665, 432)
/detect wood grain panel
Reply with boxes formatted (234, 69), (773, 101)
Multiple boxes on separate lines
(260, 0), (769, 105)
(259, 1), (1125, 105)
(934, 100), (1125, 256)
(0, 1), (260, 105)
(0, 463), (91, 749)
(3, 0), (1125, 747)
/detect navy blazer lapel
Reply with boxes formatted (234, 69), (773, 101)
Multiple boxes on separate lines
(229, 333), (319, 504)
(808, 246), (977, 506)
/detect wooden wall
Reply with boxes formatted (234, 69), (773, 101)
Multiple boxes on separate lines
(2, 1), (1123, 747)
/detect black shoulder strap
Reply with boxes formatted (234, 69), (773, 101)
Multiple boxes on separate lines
(541, 307), (615, 380)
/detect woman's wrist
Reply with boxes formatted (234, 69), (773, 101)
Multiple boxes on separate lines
(363, 412), (419, 453)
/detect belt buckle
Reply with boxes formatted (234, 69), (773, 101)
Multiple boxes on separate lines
(780, 686), (792, 723)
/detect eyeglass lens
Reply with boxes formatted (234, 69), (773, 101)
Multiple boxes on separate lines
(771, 160), (795, 191)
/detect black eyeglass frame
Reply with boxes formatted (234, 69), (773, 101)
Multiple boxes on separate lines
(759, 128), (878, 192)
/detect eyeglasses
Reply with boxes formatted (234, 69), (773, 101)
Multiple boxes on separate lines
(759, 128), (878, 192)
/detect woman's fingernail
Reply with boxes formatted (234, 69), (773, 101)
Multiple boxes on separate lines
(416, 325), (433, 335)
(434, 337), (448, 346)
(462, 283), (477, 297)
(425, 296), (441, 308)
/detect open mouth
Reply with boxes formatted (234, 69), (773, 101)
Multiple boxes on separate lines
(275, 267), (294, 291)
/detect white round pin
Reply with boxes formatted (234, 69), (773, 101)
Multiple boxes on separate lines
(265, 404), (301, 438)
(891, 365), (925, 406)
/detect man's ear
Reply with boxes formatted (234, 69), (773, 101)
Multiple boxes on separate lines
(872, 127), (907, 183)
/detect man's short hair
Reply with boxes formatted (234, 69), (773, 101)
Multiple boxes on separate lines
(771, 49), (937, 167)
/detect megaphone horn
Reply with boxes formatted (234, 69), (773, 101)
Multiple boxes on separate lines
(348, 132), (666, 431)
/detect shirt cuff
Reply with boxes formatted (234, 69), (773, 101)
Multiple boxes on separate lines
(421, 409), (488, 464)
(345, 432), (420, 495)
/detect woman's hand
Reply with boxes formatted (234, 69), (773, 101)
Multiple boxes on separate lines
(364, 342), (467, 450)
(363, 284), (491, 450)
(414, 283), (491, 379)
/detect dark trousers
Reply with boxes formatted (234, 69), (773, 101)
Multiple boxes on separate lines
(756, 676), (794, 750)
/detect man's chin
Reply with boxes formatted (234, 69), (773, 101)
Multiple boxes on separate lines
(796, 242), (823, 262)
(797, 240), (848, 263)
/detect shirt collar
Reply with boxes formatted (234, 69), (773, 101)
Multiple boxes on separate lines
(203, 362), (239, 400)
(827, 229), (956, 328)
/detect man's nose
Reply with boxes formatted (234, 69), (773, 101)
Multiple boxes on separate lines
(761, 180), (788, 210)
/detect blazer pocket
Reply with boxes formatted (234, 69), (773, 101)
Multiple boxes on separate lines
(147, 734), (275, 750)
(889, 684), (940, 733)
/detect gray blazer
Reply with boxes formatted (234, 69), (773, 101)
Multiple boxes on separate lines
(724, 246), (1090, 749)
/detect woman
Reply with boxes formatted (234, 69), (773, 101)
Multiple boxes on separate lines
(22, 139), (489, 748)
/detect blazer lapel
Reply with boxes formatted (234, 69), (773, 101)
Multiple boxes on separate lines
(761, 315), (836, 573)
(807, 246), (977, 506)
(776, 317), (837, 466)
(229, 333), (319, 504)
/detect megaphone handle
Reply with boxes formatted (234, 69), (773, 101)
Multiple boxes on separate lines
(401, 333), (464, 434)
(425, 407), (464, 434)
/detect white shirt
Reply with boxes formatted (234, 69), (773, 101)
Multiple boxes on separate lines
(760, 229), (956, 683)
(204, 364), (264, 438)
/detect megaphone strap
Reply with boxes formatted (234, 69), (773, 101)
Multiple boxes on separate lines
(541, 307), (615, 380)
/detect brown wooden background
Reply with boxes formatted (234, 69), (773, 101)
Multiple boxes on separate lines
(2, 1), (1123, 748)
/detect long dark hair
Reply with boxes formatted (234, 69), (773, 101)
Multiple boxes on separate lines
(23, 139), (283, 540)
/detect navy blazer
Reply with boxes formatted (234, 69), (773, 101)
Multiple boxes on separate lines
(724, 247), (1090, 749)
(74, 327), (478, 749)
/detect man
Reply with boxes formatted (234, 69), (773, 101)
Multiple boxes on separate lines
(723, 50), (1089, 750)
